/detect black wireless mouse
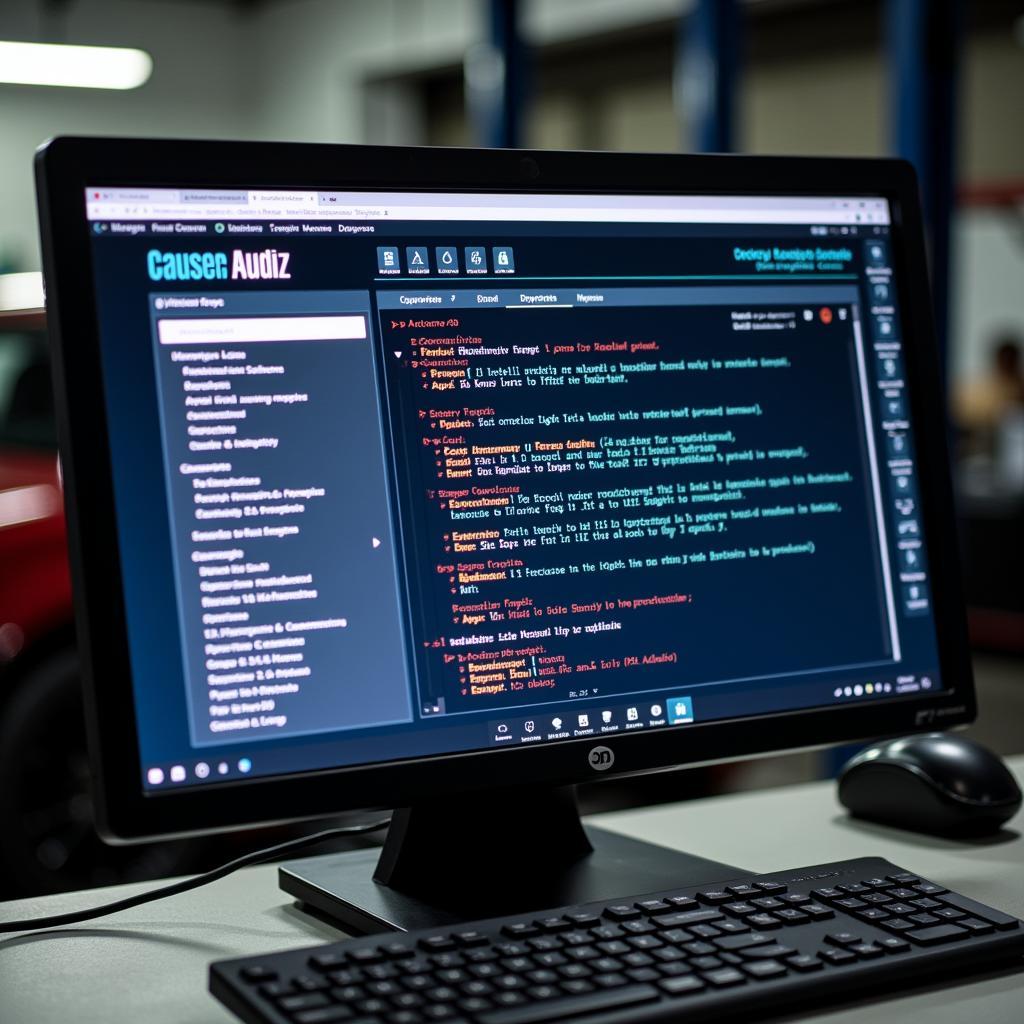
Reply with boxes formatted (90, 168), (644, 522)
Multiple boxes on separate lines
(838, 733), (1022, 836)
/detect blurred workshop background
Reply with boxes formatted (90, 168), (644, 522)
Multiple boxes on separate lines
(0, 0), (1022, 899)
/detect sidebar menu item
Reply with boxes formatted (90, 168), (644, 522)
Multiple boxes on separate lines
(150, 291), (412, 746)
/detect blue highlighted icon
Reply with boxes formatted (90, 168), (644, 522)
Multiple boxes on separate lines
(237, 757), (253, 774)
(667, 696), (693, 724)
(376, 246), (400, 274)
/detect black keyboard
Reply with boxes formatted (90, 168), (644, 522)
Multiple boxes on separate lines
(210, 857), (1023, 1024)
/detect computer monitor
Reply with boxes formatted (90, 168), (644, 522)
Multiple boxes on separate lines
(35, 139), (973, 933)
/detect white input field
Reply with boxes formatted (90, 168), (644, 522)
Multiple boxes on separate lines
(157, 315), (367, 345)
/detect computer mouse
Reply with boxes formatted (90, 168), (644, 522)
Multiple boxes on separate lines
(838, 733), (1022, 836)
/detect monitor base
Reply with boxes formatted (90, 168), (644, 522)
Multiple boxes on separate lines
(279, 787), (745, 935)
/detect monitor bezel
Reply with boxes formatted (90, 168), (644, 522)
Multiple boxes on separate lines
(35, 137), (975, 842)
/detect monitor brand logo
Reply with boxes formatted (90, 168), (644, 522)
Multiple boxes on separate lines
(146, 248), (291, 282)
(588, 745), (615, 771)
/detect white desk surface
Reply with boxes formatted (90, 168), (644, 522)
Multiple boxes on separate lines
(2, 756), (1022, 1024)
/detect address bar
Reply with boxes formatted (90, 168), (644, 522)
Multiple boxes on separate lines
(157, 315), (367, 345)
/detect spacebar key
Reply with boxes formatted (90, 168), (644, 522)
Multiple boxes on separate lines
(477, 983), (660, 1024)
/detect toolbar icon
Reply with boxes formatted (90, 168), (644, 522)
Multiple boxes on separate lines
(405, 246), (429, 275)
(435, 246), (459, 274)
(578, 713), (590, 728)
(667, 696), (694, 725)
(650, 704), (663, 718)
(524, 720), (535, 734)
(601, 710), (612, 724)
(465, 246), (487, 274)
(492, 246), (515, 273)
(377, 246), (400, 274)
(627, 707), (638, 721)
(552, 717), (563, 730)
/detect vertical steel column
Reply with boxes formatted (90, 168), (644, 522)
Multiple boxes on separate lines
(888, 0), (960, 391)
(676, 0), (741, 152)
(466, 0), (526, 149)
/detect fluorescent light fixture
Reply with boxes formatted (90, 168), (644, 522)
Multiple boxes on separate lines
(0, 40), (152, 90)
(0, 272), (44, 312)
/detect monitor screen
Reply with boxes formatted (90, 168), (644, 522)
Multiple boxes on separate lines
(81, 186), (940, 792)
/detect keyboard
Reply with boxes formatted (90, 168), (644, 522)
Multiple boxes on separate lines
(210, 856), (1023, 1024)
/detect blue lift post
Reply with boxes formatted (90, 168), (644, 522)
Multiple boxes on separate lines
(676, 0), (741, 152)
(466, 0), (527, 149)
(888, 0), (960, 398)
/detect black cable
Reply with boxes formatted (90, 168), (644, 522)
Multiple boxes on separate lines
(0, 817), (391, 934)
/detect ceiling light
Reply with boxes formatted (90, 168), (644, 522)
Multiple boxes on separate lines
(0, 41), (152, 90)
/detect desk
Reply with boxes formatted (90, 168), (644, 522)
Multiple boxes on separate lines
(2, 757), (1022, 1024)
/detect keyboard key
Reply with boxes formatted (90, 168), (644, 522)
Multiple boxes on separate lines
(726, 885), (761, 898)
(855, 908), (890, 922)
(666, 895), (700, 910)
(420, 936), (458, 952)
(738, 944), (796, 960)
(885, 903), (916, 916)
(564, 912), (600, 927)
(825, 932), (861, 946)
(887, 873), (919, 884)
(696, 891), (733, 905)
(279, 993), (330, 1012)
(937, 895), (1020, 930)
(455, 931), (489, 947)
(625, 967), (660, 984)
(635, 899), (672, 915)
(657, 909), (723, 928)
(802, 903), (834, 920)
(788, 954), (824, 972)
(862, 892), (892, 905)
(878, 937), (911, 953)
(500, 924), (537, 939)
(701, 967), (746, 987)
(811, 888), (843, 901)
(713, 932), (774, 951)
(958, 918), (995, 935)
(862, 878), (891, 889)
(746, 914), (781, 930)
(691, 956), (723, 971)
(888, 888), (918, 901)
(909, 913), (940, 926)
(536, 917), (572, 933)
(715, 920), (749, 935)
(849, 943), (884, 960)
(476, 983), (659, 1023)
(881, 918), (915, 933)
(752, 882), (787, 894)
(604, 905), (641, 921)
(752, 897), (784, 910)
(837, 883), (869, 895)
(689, 924), (720, 939)
(380, 941), (416, 959)
(911, 898), (942, 910)
(835, 898), (866, 911)
(914, 883), (948, 896)
(659, 975), (705, 995)
(723, 902), (757, 917)
(934, 908), (965, 921)
(292, 1008), (352, 1024)
(778, 893), (811, 905)
(241, 965), (277, 983)
(905, 924), (969, 946)
(775, 909), (808, 924)
(818, 948), (857, 966)
(742, 960), (787, 979)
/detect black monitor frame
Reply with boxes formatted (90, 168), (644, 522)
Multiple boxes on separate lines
(36, 137), (974, 843)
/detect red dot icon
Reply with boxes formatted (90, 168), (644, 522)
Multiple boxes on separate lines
(819, 307), (833, 324)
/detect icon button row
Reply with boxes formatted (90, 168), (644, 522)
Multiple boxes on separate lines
(146, 758), (251, 785)
(376, 246), (514, 275)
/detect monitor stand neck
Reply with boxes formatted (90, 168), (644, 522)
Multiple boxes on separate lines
(279, 786), (747, 935)
(372, 785), (594, 897)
